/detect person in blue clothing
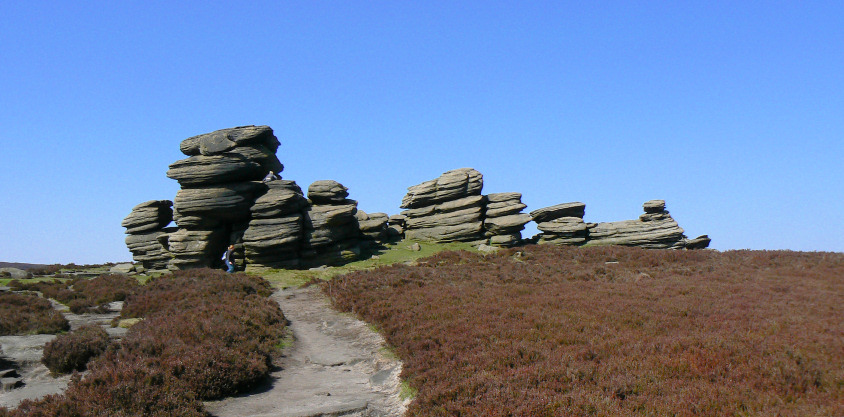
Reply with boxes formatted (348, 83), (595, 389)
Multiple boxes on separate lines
(224, 244), (236, 273)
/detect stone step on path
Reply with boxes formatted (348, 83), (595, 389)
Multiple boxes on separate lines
(205, 287), (407, 417)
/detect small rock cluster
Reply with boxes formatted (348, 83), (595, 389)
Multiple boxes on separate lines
(398, 169), (530, 246)
(123, 126), (390, 271)
(531, 199), (710, 249)
(121, 200), (175, 271)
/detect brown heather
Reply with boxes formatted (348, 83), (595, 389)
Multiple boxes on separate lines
(0, 292), (69, 336)
(325, 245), (844, 416)
(1, 269), (285, 416)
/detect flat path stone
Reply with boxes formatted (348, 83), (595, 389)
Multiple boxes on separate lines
(205, 287), (407, 417)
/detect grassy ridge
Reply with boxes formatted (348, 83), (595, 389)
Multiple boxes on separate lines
(326, 245), (844, 416)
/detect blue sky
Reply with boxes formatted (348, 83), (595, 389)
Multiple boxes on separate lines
(1, 1), (842, 264)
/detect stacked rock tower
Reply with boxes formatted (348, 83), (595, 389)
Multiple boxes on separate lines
(400, 168), (487, 244)
(165, 126), (283, 269)
(123, 125), (393, 271)
(482, 193), (531, 247)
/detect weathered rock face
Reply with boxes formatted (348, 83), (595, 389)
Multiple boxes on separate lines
(532, 202), (589, 245)
(587, 200), (703, 249)
(167, 126), (282, 188)
(401, 169), (486, 243)
(357, 211), (389, 243)
(301, 182), (362, 266)
(242, 181), (308, 269)
(483, 193), (530, 247)
(121, 200), (174, 270)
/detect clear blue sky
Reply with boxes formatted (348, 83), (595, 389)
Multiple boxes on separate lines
(1, 2), (842, 264)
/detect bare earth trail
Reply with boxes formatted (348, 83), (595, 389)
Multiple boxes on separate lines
(205, 286), (407, 417)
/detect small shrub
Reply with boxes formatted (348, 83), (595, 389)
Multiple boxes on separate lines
(41, 325), (110, 375)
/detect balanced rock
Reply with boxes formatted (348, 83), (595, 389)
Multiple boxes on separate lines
(168, 126), (283, 187)
(308, 180), (350, 204)
(530, 202), (586, 224)
(179, 125), (280, 157)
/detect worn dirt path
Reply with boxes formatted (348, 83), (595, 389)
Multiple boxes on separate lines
(205, 286), (407, 417)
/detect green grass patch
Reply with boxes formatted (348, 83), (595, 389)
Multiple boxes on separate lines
(400, 380), (418, 401)
(251, 238), (480, 289)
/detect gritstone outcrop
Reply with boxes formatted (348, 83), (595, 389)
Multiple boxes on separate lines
(124, 126), (390, 271)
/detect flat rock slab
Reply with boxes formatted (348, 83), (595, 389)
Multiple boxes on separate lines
(205, 287), (406, 417)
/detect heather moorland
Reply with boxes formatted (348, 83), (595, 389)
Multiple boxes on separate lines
(325, 245), (844, 416)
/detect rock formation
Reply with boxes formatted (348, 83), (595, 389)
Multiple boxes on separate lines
(242, 180), (308, 269)
(587, 200), (710, 249)
(483, 193), (531, 247)
(300, 181), (363, 267)
(164, 126), (283, 270)
(531, 202), (589, 245)
(124, 126), (392, 271)
(400, 168), (486, 243)
(121, 200), (174, 271)
(125, 129), (712, 270)
(531, 199), (710, 249)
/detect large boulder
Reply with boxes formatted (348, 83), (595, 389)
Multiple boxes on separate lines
(400, 168), (483, 209)
(308, 180), (350, 204)
(167, 145), (283, 187)
(121, 200), (173, 234)
(251, 181), (308, 219)
(530, 202), (586, 224)
(179, 125), (280, 156)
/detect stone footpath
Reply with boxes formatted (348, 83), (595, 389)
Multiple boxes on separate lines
(205, 287), (407, 417)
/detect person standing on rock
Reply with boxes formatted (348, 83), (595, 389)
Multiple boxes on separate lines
(224, 245), (236, 273)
